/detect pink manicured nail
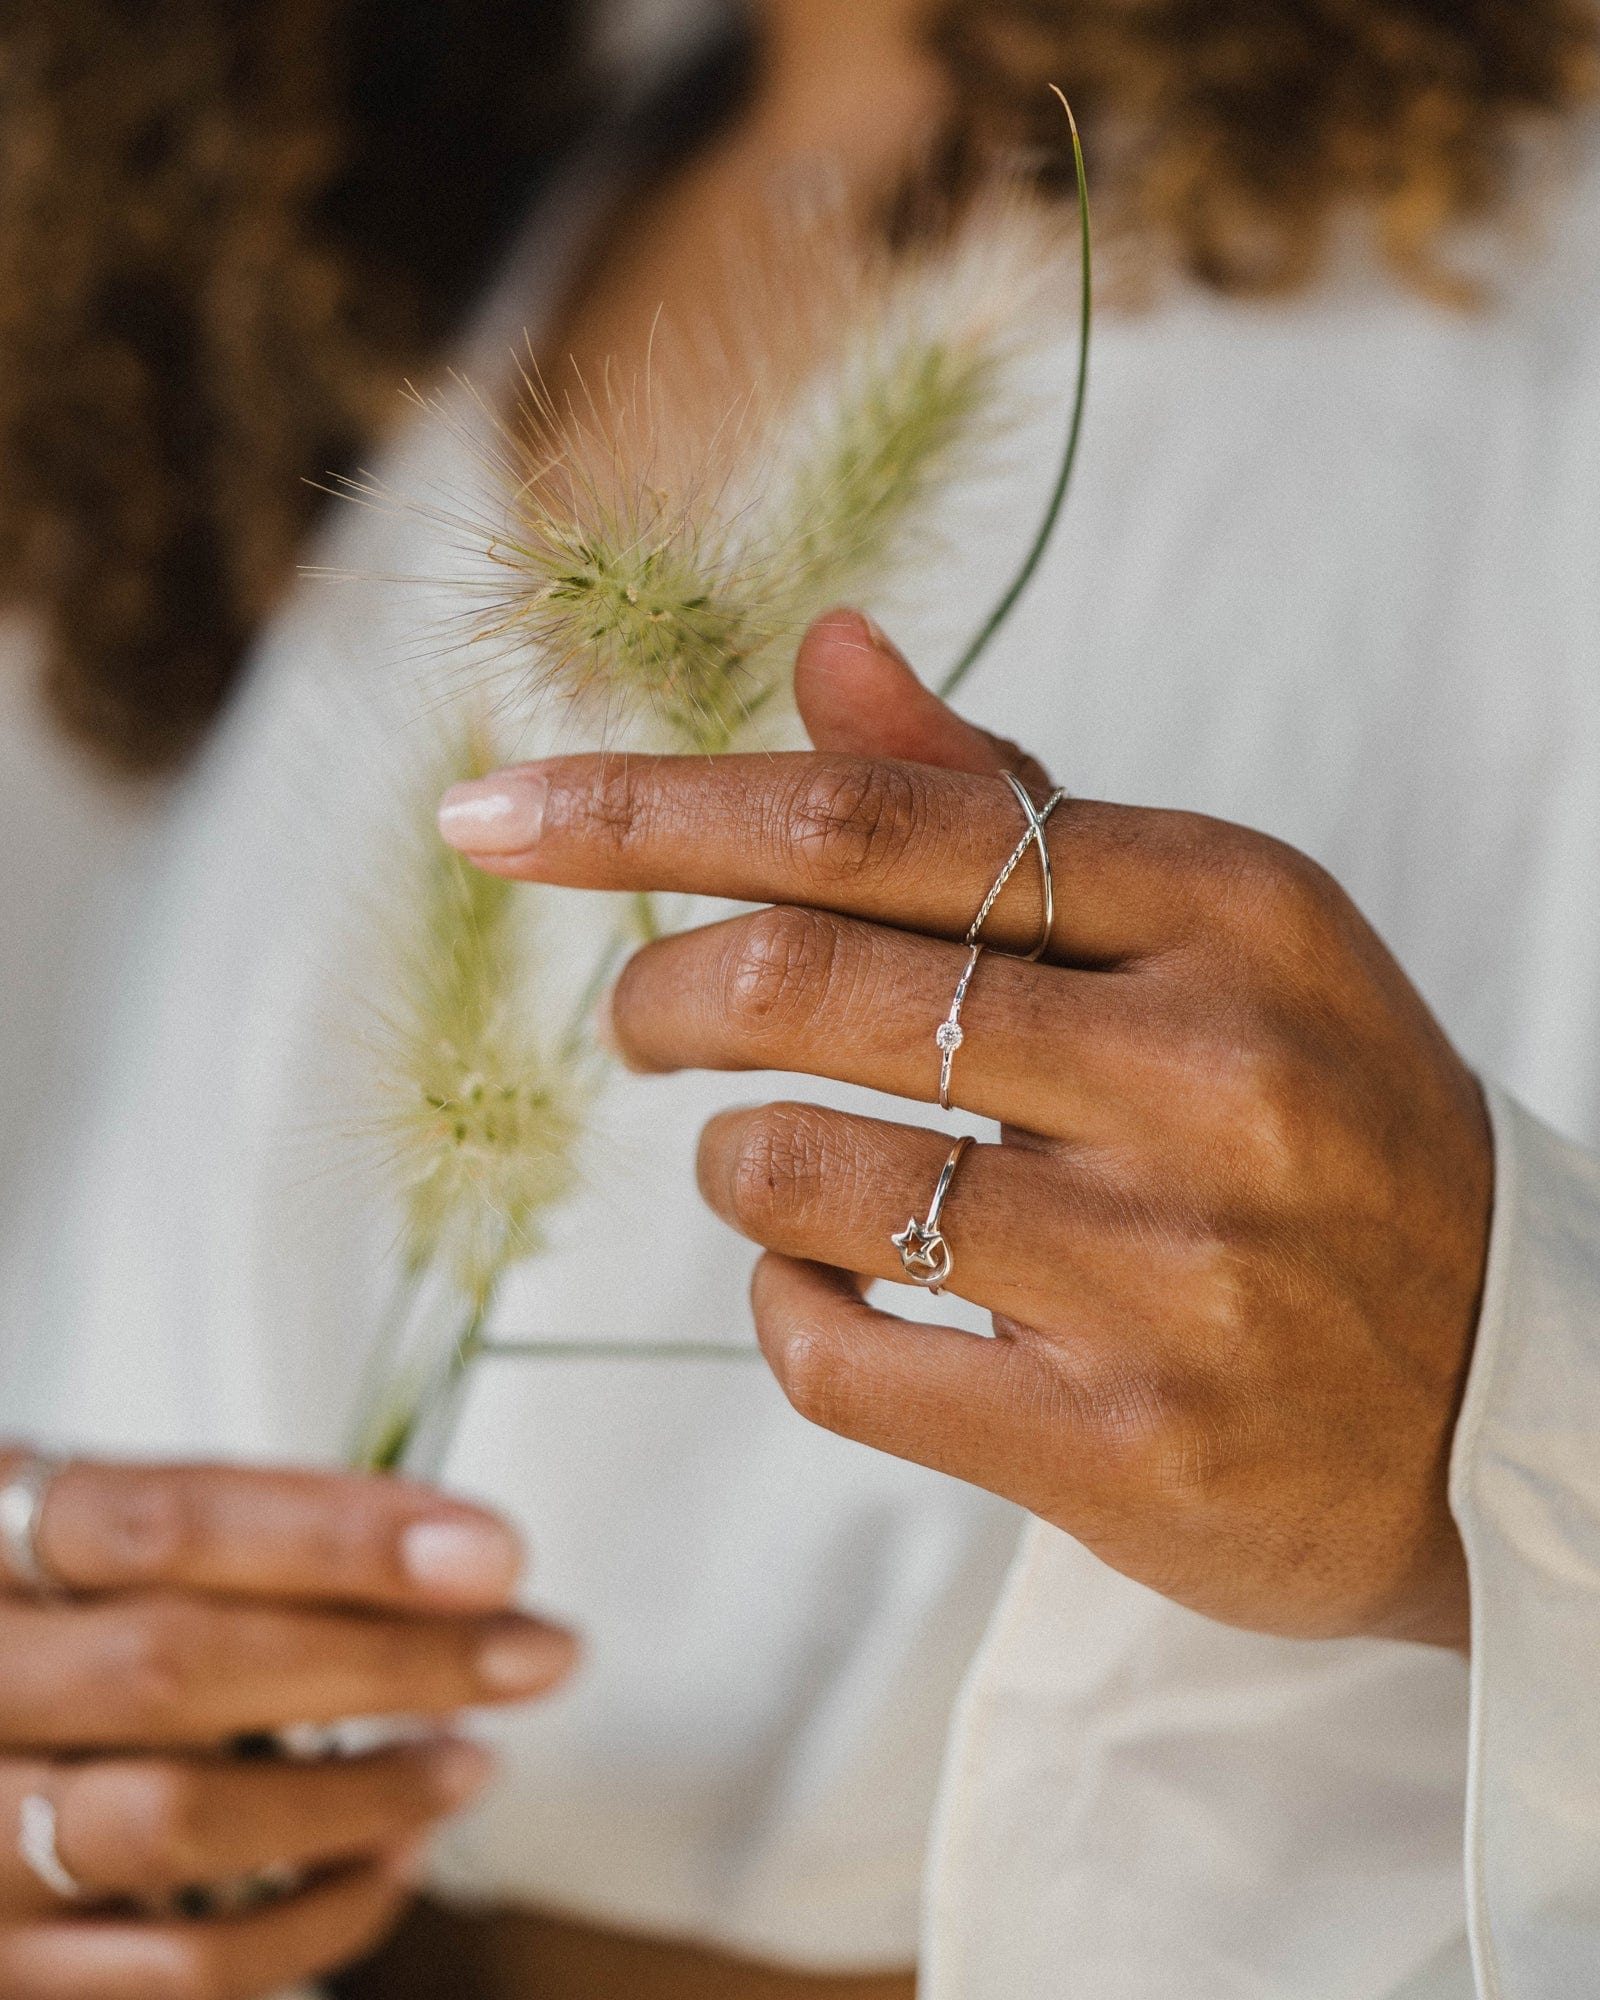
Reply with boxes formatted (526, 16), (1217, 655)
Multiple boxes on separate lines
(438, 772), (546, 852)
(401, 1516), (522, 1600)
(477, 1621), (577, 1692)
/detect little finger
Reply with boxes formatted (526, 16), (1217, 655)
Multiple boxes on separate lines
(0, 1597), (575, 1749)
(0, 1853), (413, 1999)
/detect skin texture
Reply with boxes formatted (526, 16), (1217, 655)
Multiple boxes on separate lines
(441, 610), (1495, 1652)
(0, 1454), (574, 1997)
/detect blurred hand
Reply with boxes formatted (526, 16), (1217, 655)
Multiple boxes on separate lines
(0, 1452), (576, 1998)
(441, 609), (1493, 1651)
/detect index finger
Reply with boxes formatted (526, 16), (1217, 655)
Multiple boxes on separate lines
(439, 751), (1222, 965)
(0, 1453), (524, 1612)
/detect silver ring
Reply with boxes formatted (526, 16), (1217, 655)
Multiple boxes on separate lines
(0, 1454), (66, 1597)
(18, 1793), (83, 1903)
(936, 945), (983, 1111)
(892, 1136), (974, 1294)
(967, 775), (1068, 961)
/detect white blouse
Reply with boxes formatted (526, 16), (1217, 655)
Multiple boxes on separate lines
(5, 40), (1600, 2000)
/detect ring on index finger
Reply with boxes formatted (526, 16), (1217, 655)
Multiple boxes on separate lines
(968, 774), (1068, 962)
(932, 774), (1067, 1111)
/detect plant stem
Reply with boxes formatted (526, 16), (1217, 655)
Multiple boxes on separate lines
(939, 92), (1091, 700)
(351, 1279), (497, 1476)
(481, 1338), (762, 1361)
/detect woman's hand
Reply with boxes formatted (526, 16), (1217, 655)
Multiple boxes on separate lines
(441, 612), (1493, 1651)
(0, 1453), (575, 1997)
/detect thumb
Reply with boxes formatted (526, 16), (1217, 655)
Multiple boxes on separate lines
(794, 610), (1053, 789)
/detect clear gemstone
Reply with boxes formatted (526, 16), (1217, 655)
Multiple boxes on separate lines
(936, 1021), (964, 1054)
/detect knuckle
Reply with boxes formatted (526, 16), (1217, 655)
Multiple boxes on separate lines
(1220, 830), (1339, 953)
(287, 1496), (394, 1597)
(112, 1762), (212, 1886)
(1210, 1029), (1315, 1192)
(552, 758), (653, 861)
(785, 759), (923, 890)
(163, 1938), (225, 2000)
(726, 1104), (832, 1238)
(365, 1610), (468, 1706)
(89, 1469), (195, 1583)
(105, 1596), (210, 1738)
(774, 1326), (857, 1433)
(1066, 1353), (1204, 1491)
(724, 907), (839, 1041)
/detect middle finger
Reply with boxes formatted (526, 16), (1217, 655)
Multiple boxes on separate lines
(611, 904), (1163, 1140)
(0, 1597), (573, 1751)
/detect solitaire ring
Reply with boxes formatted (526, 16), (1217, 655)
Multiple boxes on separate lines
(18, 1794), (83, 1904)
(936, 945), (982, 1111)
(0, 1453), (66, 1598)
(892, 1135), (975, 1294)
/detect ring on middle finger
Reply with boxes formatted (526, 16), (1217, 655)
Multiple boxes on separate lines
(967, 772), (1069, 962)
(936, 945), (982, 1112)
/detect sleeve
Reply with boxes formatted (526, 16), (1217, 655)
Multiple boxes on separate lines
(1451, 1082), (1600, 1997)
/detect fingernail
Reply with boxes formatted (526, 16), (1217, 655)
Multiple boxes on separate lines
(477, 1621), (576, 1693)
(593, 979), (648, 1074)
(862, 614), (904, 659)
(438, 772), (546, 852)
(425, 1738), (495, 1807)
(401, 1517), (522, 1601)
(593, 979), (622, 1058)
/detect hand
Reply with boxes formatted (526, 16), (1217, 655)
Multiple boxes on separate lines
(441, 610), (1493, 1651)
(0, 1452), (576, 1997)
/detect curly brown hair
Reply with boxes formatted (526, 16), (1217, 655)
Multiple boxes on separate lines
(2, 0), (1595, 773)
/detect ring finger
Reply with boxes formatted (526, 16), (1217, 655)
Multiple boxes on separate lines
(696, 1101), (1108, 1321)
(0, 1740), (489, 1914)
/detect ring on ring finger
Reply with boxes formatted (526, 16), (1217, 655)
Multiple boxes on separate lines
(17, 1793), (83, 1904)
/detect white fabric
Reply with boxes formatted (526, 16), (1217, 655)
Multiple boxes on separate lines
(1453, 1089), (1600, 1993)
(4, 58), (1600, 2000)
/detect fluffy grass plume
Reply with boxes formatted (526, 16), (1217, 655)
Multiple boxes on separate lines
(346, 712), (596, 1468)
(366, 717), (591, 1306)
(421, 181), (1072, 752)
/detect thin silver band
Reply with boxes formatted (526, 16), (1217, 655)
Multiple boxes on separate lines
(966, 775), (1069, 961)
(0, 1455), (65, 1597)
(892, 1135), (974, 1294)
(931, 777), (1066, 1112)
(18, 1794), (83, 1903)
(936, 945), (982, 1111)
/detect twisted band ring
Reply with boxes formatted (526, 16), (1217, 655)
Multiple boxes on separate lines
(967, 773), (1068, 961)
